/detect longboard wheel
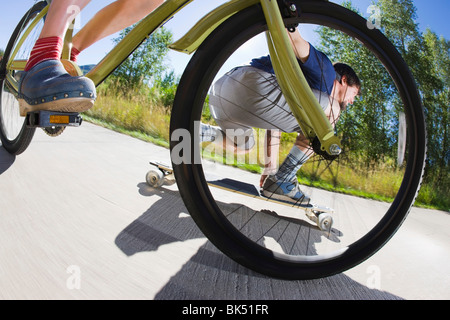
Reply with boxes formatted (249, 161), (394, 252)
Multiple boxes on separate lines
(318, 214), (333, 232)
(146, 169), (164, 188)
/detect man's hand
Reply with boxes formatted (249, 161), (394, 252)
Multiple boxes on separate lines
(260, 174), (268, 188)
(261, 129), (281, 187)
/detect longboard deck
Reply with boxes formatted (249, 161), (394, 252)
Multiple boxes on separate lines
(148, 161), (333, 214)
(148, 161), (334, 231)
(205, 174), (333, 215)
(149, 161), (172, 173)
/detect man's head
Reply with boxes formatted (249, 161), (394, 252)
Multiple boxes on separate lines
(333, 62), (361, 110)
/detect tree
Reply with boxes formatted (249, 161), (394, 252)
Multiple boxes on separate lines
(316, 0), (449, 208)
(111, 26), (173, 89)
(378, 1), (448, 185)
(150, 70), (180, 107)
(377, 0), (419, 56)
(316, 2), (398, 168)
(421, 29), (449, 183)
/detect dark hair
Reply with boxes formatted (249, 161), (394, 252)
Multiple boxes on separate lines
(334, 62), (361, 95)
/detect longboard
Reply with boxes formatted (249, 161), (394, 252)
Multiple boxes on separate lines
(146, 161), (334, 231)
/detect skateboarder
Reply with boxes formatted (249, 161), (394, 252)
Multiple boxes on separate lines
(201, 28), (361, 204)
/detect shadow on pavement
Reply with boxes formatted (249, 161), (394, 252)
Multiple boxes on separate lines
(0, 146), (15, 175)
(115, 182), (403, 300)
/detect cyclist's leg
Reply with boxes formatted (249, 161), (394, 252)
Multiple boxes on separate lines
(71, 0), (164, 58)
(39, 0), (91, 40)
(19, 0), (96, 116)
(25, 0), (91, 71)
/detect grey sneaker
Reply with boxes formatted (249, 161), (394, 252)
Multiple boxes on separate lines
(262, 175), (310, 204)
(200, 123), (224, 143)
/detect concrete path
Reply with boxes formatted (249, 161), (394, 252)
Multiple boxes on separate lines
(0, 122), (448, 300)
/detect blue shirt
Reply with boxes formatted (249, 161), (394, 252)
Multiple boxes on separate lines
(249, 44), (336, 96)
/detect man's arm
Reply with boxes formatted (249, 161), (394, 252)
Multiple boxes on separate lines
(288, 28), (336, 95)
(260, 129), (281, 187)
(287, 29), (310, 63)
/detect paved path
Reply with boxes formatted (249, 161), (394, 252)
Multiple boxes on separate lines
(0, 122), (448, 300)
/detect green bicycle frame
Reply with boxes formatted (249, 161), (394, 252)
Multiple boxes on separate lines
(8, 0), (341, 155)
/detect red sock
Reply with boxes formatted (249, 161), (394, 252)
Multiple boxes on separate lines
(70, 46), (81, 63)
(24, 36), (63, 71)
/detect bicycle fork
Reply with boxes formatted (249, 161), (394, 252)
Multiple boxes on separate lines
(261, 0), (342, 156)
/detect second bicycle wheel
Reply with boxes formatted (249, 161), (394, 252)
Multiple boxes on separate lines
(170, 1), (426, 279)
(0, 1), (48, 155)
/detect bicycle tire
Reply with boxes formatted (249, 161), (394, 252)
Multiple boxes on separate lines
(0, 1), (47, 155)
(170, 1), (426, 279)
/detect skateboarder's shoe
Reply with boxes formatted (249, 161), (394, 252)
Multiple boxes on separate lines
(18, 60), (96, 116)
(200, 123), (224, 143)
(199, 123), (254, 153)
(261, 175), (310, 204)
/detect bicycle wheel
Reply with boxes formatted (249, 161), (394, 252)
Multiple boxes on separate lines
(0, 1), (47, 155)
(170, 1), (426, 279)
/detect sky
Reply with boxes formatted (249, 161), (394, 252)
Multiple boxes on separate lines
(1, 0), (449, 77)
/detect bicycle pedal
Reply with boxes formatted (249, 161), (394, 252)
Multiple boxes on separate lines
(26, 110), (82, 128)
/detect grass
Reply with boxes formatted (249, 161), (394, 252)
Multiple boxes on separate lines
(84, 82), (448, 212)
(298, 160), (404, 203)
(85, 80), (171, 147)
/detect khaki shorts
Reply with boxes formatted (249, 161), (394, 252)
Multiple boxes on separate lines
(209, 66), (330, 149)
